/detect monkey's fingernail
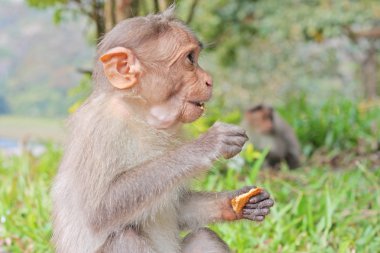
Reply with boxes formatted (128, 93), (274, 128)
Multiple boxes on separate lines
(249, 198), (257, 203)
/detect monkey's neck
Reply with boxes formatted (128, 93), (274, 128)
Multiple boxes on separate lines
(68, 94), (185, 161)
(118, 94), (183, 135)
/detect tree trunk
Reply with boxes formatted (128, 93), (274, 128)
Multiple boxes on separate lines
(105, 0), (134, 32)
(94, 1), (105, 40)
(115, 0), (133, 23)
(158, 0), (170, 11)
(186, 0), (199, 24)
(104, 0), (116, 32)
(361, 44), (378, 99)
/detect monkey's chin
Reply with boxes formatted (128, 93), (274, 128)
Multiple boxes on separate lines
(181, 103), (205, 123)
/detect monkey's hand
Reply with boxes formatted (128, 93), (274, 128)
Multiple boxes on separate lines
(196, 122), (248, 160)
(224, 186), (274, 222)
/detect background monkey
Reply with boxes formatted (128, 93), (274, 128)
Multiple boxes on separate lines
(52, 8), (274, 253)
(244, 104), (301, 169)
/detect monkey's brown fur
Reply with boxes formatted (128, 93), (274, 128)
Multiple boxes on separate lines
(52, 8), (274, 253)
(244, 104), (301, 169)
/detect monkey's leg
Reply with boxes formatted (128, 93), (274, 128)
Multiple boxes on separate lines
(181, 228), (231, 253)
(285, 152), (300, 169)
(266, 152), (282, 170)
(97, 228), (156, 253)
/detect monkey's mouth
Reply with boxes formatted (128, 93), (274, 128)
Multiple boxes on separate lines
(189, 101), (206, 110)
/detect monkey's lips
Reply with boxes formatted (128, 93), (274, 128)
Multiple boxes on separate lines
(182, 99), (210, 122)
(188, 101), (206, 111)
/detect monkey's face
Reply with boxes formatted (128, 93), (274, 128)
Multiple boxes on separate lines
(245, 108), (274, 134)
(137, 29), (213, 129)
(99, 24), (212, 129)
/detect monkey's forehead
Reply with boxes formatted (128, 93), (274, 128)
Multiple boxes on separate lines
(98, 18), (203, 59)
(136, 26), (203, 63)
(169, 24), (203, 49)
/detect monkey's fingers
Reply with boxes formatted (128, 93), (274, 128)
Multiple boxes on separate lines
(224, 134), (248, 145)
(242, 206), (272, 222)
(246, 199), (274, 210)
(242, 208), (270, 217)
(213, 122), (247, 137)
(241, 210), (266, 222)
(248, 190), (270, 204)
(222, 145), (244, 159)
(220, 135), (249, 159)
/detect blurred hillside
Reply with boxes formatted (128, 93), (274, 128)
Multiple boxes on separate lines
(0, 0), (93, 117)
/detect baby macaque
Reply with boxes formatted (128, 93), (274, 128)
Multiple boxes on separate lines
(52, 8), (274, 253)
(244, 104), (301, 169)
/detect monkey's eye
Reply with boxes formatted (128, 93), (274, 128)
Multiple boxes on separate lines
(187, 52), (195, 64)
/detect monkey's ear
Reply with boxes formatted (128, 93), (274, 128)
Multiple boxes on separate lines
(99, 47), (142, 89)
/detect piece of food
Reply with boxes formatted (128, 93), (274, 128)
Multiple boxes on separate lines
(231, 187), (263, 214)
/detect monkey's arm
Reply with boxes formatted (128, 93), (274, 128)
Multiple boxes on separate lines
(177, 191), (235, 230)
(90, 142), (211, 230)
(178, 188), (274, 230)
(89, 122), (247, 231)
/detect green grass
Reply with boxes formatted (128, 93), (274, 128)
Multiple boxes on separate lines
(277, 96), (380, 156)
(0, 145), (60, 252)
(0, 146), (379, 253)
(203, 164), (380, 253)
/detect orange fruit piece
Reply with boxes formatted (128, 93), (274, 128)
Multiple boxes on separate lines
(231, 187), (263, 214)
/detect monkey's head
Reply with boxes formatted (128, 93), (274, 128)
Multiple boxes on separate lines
(244, 105), (274, 134)
(94, 7), (213, 129)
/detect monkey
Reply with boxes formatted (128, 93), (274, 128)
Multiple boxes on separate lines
(52, 8), (274, 253)
(243, 104), (301, 169)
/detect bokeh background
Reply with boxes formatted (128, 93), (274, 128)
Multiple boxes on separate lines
(0, 0), (379, 252)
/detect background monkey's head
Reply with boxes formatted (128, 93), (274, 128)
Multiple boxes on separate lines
(245, 104), (274, 134)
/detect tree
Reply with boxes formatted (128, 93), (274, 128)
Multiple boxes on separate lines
(243, 0), (380, 98)
(26, 0), (197, 42)
(26, 0), (262, 60)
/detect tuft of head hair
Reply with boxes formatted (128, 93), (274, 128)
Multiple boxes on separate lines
(145, 4), (177, 26)
(247, 104), (264, 113)
(161, 4), (176, 19)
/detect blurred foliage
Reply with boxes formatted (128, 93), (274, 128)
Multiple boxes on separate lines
(26, 0), (380, 64)
(252, 0), (380, 42)
(68, 74), (92, 114)
(26, 0), (67, 9)
(277, 95), (380, 156)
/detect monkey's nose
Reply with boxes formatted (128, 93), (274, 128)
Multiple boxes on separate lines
(205, 79), (213, 87)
